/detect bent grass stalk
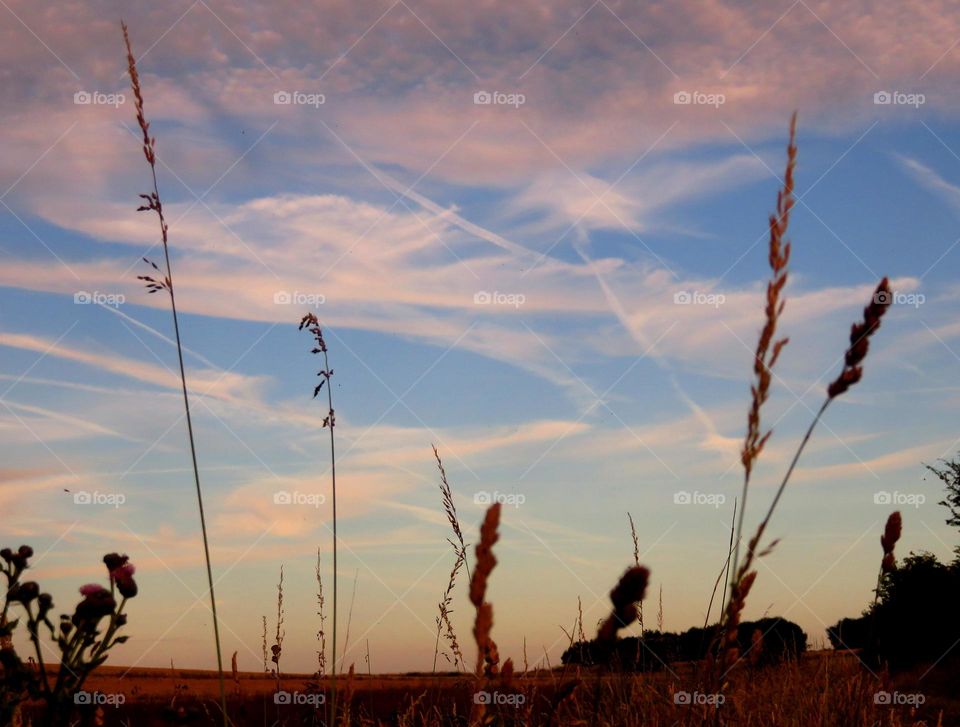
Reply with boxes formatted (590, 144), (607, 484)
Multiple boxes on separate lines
(725, 274), (893, 642)
(719, 281), (892, 678)
(121, 22), (227, 727)
(718, 114), (892, 681)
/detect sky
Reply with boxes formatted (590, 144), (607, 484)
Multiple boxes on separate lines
(2, 0), (960, 675)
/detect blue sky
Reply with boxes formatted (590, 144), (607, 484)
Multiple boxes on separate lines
(2, 0), (960, 674)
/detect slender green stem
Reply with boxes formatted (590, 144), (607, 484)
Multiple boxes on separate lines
(704, 498), (737, 630)
(719, 497), (737, 620)
(163, 220), (229, 727)
(757, 399), (830, 544)
(323, 347), (338, 724)
(731, 398), (831, 596)
(730, 472), (751, 599)
(24, 604), (50, 695)
(71, 599), (127, 698)
(147, 148), (229, 727)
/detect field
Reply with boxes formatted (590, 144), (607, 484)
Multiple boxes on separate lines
(11, 652), (957, 726)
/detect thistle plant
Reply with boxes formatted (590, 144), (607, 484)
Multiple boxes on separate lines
(0, 547), (138, 727)
(121, 22), (227, 727)
(300, 312), (338, 718)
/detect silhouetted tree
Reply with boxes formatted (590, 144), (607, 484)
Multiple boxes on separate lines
(926, 456), (960, 556)
(561, 618), (806, 670)
(826, 615), (870, 650)
(868, 552), (960, 668)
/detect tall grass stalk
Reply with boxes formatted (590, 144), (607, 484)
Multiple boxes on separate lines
(121, 22), (227, 727)
(704, 498), (737, 629)
(341, 569), (359, 671)
(316, 546), (327, 677)
(729, 112), (796, 588)
(432, 446), (469, 672)
(300, 313), (338, 721)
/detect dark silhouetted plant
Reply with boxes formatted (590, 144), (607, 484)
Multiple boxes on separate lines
(0, 547), (138, 726)
(121, 21), (227, 727)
